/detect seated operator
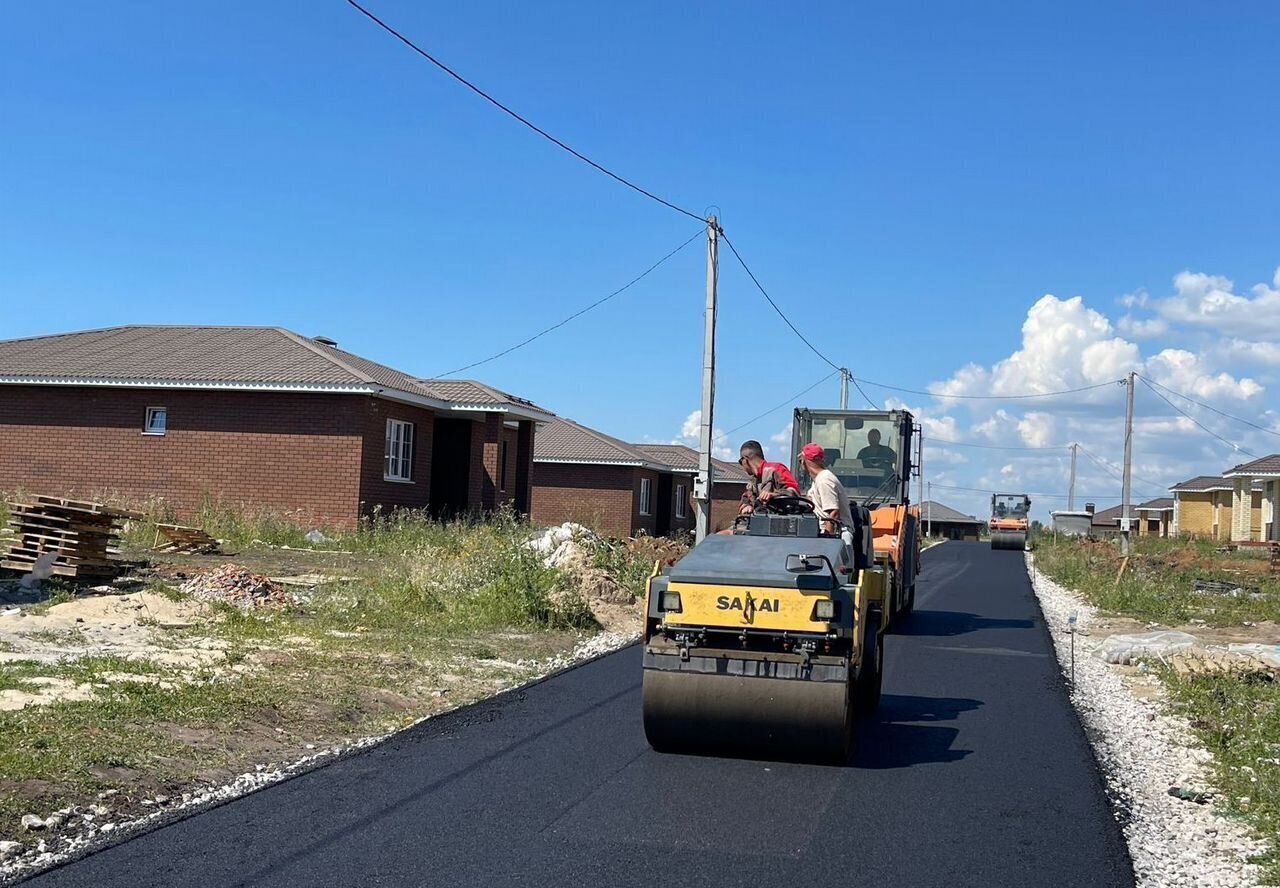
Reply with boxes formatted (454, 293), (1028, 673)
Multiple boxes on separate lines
(801, 443), (854, 535)
(856, 429), (897, 470)
(737, 439), (801, 515)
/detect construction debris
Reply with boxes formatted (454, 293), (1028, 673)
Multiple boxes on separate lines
(153, 524), (221, 555)
(1192, 578), (1262, 598)
(2, 496), (138, 580)
(1097, 630), (1199, 665)
(179, 565), (293, 610)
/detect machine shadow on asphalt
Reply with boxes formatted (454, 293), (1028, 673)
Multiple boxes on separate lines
(892, 609), (1033, 637)
(849, 694), (980, 770)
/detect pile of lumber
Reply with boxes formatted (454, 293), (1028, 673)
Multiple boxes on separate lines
(153, 523), (221, 554)
(2, 495), (139, 579)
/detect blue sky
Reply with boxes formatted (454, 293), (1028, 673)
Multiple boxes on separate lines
(3, 1), (1279, 519)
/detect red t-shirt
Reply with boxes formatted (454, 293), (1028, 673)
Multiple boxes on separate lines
(758, 460), (800, 493)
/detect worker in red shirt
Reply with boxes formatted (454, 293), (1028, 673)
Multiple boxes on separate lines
(737, 439), (801, 515)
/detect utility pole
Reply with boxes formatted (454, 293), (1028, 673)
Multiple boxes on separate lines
(1068, 442), (1078, 511)
(694, 216), (719, 544)
(926, 480), (932, 538)
(839, 368), (850, 410)
(1120, 372), (1135, 556)
(917, 427), (924, 509)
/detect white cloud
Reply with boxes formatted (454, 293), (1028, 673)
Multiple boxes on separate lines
(1116, 315), (1168, 338)
(673, 410), (733, 460)
(1144, 348), (1262, 401)
(1221, 339), (1280, 367)
(1153, 267), (1280, 338)
(1017, 412), (1056, 448)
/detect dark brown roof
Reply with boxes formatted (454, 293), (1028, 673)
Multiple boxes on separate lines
(0, 326), (552, 420)
(1090, 504), (1124, 526)
(1171, 475), (1233, 492)
(534, 418), (656, 467)
(919, 501), (984, 525)
(631, 444), (751, 483)
(1225, 454), (1280, 477)
(1135, 497), (1175, 512)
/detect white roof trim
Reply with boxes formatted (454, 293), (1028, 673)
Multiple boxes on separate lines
(445, 401), (556, 422)
(534, 457), (646, 467)
(0, 375), (379, 395)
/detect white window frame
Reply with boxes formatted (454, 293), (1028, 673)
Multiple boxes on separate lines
(143, 406), (167, 436)
(675, 483), (687, 519)
(638, 477), (652, 516)
(384, 418), (415, 483)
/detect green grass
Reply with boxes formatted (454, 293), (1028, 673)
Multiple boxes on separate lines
(1035, 535), (1280, 881)
(1164, 670), (1280, 881)
(1034, 535), (1280, 626)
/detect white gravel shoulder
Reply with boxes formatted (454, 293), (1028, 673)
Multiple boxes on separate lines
(0, 630), (639, 885)
(1027, 552), (1266, 888)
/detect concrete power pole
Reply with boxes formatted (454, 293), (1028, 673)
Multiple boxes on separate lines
(926, 480), (932, 538)
(917, 427), (924, 510)
(839, 368), (850, 410)
(1068, 442), (1078, 511)
(694, 216), (719, 544)
(1120, 371), (1136, 556)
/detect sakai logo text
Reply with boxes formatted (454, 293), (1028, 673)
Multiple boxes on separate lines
(716, 593), (780, 624)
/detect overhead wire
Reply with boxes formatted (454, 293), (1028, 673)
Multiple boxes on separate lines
(435, 229), (704, 377)
(344, 0), (705, 223)
(1137, 376), (1258, 459)
(851, 377), (880, 409)
(929, 481), (1124, 502)
(714, 370), (841, 442)
(927, 437), (1066, 451)
(718, 231), (841, 372)
(1075, 444), (1166, 494)
(854, 377), (1125, 401)
(1139, 374), (1280, 441)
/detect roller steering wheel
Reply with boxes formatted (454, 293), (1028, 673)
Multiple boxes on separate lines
(759, 494), (816, 516)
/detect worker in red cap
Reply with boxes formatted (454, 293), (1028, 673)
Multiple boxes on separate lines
(801, 442), (853, 534)
(737, 439), (800, 515)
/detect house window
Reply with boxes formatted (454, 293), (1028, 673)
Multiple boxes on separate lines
(500, 440), (509, 492)
(384, 419), (414, 482)
(639, 477), (652, 516)
(144, 407), (167, 435)
(675, 483), (687, 519)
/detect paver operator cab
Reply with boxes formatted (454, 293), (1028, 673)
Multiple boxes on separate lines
(989, 493), (1031, 550)
(641, 408), (920, 761)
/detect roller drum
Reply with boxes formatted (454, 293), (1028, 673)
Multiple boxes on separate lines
(642, 668), (852, 762)
(990, 529), (1026, 550)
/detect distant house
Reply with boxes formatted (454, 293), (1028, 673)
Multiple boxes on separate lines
(531, 418), (749, 538)
(0, 326), (553, 529)
(1134, 498), (1174, 538)
(1222, 455), (1280, 542)
(1089, 504), (1124, 536)
(918, 500), (985, 541)
(1170, 474), (1264, 541)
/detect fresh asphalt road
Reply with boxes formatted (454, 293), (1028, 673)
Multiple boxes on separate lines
(24, 541), (1134, 888)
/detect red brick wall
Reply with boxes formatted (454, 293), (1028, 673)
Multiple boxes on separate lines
(711, 480), (746, 532)
(531, 463), (638, 538)
(0, 385), (365, 528)
(356, 398), (436, 517)
(633, 468), (660, 537)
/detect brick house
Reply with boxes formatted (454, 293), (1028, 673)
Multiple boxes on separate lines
(1222, 455), (1280, 542)
(530, 418), (749, 538)
(0, 326), (553, 529)
(1170, 475), (1264, 540)
(918, 500), (984, 541)
(1134, 498), (1174, 538)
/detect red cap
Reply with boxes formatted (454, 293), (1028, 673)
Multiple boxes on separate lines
(801, 443), (825, 462)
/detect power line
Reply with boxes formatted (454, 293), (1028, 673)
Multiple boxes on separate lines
(436, 229), (703, 377)
(854, 376), (1125, 401)
(851, 377), (879, 409)
(1075, 446), (1163, 498)
(714, 370), (841, 442)
(344, 0), (704, 223)
(927, 437), (1066, 451)
(930, 481), (1123, 502)
(1139, 374), (1280, 441)
(1137, 377), (1258, 459)
(718, 231), (841, 372)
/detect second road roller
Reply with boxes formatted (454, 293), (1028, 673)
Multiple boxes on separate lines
(989, 493), (1031, 550)
(641, 408), (919, 761)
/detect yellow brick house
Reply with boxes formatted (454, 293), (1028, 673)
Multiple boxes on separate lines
(1170, 474), (1264, 540)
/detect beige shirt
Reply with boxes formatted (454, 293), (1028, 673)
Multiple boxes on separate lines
(809, 468), (854, 530)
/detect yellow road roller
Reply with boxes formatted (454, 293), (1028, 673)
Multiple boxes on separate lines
(989, 493), (1031, 550)
(642, 502), (885, 762)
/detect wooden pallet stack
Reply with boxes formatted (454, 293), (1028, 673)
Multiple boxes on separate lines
(2, 495), (139, 580)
